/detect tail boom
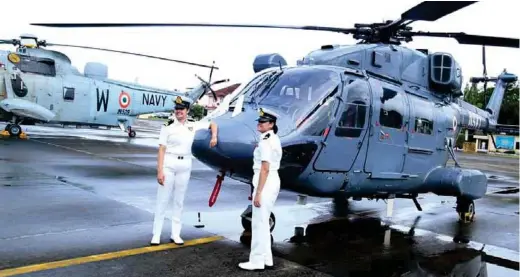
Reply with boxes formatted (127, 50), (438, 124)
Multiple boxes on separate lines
(461, 70), (518, 132)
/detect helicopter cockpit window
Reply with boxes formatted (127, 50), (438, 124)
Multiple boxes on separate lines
(255, 68), (341, 124)
(229, 69), (277, 107)
(18, 55), (56, 77)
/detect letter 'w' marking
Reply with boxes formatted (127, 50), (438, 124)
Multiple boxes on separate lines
(96, 88), (109, 112)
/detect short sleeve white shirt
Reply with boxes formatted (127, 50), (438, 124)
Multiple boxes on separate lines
(253, 130), (282, 171)
(158, 119), (210, 156)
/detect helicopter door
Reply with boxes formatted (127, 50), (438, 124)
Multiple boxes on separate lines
(402, 95), (436, 175)
(363, 80), (409, 178)
(59, 75), (91, 123)
(313, 79), (371, 172)
(15, 56), (60, 116)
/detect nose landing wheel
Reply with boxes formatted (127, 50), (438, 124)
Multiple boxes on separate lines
(240, 205), (276, 232)
(2, 123), (25, 138)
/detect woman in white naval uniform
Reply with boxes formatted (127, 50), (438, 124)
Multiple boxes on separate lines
(151, 95), (218, 246)
(239, 107), (282, 272)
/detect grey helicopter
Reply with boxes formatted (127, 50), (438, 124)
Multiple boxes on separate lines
(32, 1), (519, 233)
(0, 34), (226, 138)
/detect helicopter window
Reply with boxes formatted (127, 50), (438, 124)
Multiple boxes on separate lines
(63, 87), (75, 101)
(18, 55), (56, 77)
(414, 118), (433, 135)
(256, 68), (341, 123)
(336, 101), (367, 137)
(379, 88), (403, 129)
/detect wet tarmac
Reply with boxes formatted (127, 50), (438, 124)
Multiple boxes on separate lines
(0, 122), (518, 276)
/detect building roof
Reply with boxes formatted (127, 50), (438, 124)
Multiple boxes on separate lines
(209, 83), (241, 98)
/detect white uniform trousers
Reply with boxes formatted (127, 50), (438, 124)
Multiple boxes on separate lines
(249, 170), (280, 266)
(152, 155), (192, 239)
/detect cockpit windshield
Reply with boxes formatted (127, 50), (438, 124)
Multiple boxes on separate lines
(254, 67), (341, 124)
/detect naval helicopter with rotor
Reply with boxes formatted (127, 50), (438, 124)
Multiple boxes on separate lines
(0, 34), (225, 138)
(33, 1), (519, 232)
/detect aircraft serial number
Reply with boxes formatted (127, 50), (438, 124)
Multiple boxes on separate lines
(117, 109), (131, 115)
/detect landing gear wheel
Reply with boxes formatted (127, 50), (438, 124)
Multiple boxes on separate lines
(127, 126), (136, 138)
(456, 198), (475, 223)
(7, 124), (22, 137)
(4, 124), (12, 131)
(241, 210), (276, 233)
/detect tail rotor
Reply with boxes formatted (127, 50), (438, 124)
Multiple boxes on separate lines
(194, 60), (229, 101)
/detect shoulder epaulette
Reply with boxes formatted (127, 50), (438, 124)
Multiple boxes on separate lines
(164, 119), (174, 126)
(263, 133), (270, 140)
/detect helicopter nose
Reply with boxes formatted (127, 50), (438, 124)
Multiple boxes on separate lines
(192, 118), (257, 173)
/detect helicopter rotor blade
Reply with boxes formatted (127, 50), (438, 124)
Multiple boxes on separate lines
(208, 61), (215, 85)
(0, 39), (18, 45)
(43, 42), (218, 69)
(31, 23), (358, 35)
(380, 1), (477, 32)
(407, 31), (520, 48)
(482, 45), (488, 92)
(400, 1), (477, 22)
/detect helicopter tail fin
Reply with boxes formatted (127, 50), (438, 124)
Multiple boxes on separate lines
(470, 70), (518, 127)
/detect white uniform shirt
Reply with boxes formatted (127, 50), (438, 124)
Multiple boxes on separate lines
(158, 119), (209, 156)
(253, 130), (282, 171)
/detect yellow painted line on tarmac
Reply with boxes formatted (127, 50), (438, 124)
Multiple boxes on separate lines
(0, 236), (223, 277)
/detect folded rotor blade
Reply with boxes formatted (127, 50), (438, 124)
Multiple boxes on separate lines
(0, 39), (17, 45)
(31, 23), (356, 34)
(401, 1), (477, 22)
(44, 42), (218, 69)
(409, 32), (519, 48)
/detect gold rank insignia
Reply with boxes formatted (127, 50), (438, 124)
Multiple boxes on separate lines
(259, 108), (264, 116)
(175, 96), (182, 104)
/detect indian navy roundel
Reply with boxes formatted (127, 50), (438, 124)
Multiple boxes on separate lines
(119, 91), (131, 109)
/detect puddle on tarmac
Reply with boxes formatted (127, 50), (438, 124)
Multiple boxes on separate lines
(235, 215), (519, 277)
(183, 200), (518, 277)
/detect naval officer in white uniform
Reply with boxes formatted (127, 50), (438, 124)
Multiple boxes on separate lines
(151, 95), (218, 245)
(239, 107), (282, 271)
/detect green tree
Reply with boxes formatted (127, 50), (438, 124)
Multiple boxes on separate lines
(189, 104), (206, 120)
(463, 81), (519, 125)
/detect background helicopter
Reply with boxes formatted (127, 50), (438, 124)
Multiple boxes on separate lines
(0, 34), (226, 138)
(33, 1), (519, 232)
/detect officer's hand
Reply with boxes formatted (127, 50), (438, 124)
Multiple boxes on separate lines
(209, 136), (217, 148)
(157, 171), (165, 186)
(254, 193), (261, 207)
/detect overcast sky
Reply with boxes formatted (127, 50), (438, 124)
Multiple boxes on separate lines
(1, 0), (518, 92)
